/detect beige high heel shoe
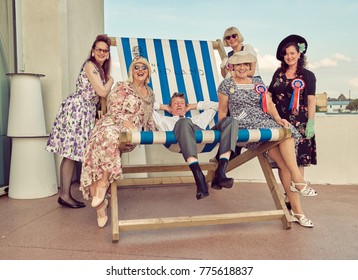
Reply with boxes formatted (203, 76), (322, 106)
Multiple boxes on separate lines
(290, 210), (314, 228)
(290, 181), (317, 197)
(96, 199), (108, 228)
(91, 181), (110, 207)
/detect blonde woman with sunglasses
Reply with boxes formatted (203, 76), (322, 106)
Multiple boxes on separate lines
(221, 27), (259, 79)
(215, 27), (260, 161)
(80, 57), (155, 228)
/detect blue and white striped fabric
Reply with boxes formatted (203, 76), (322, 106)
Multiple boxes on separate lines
(116, 37), (220, 125)
(129, 128), (284, 153)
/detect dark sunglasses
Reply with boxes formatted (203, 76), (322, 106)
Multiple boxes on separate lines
(225, 34), (238, 41)
(134, 64), (148, 71)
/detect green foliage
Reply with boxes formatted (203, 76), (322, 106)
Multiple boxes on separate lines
(346, 99), (358, 112)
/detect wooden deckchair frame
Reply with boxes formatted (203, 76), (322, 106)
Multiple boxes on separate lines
(108, 37), (293, 242)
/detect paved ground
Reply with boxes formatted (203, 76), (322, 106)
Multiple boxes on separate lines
(0, 182), (357, 260)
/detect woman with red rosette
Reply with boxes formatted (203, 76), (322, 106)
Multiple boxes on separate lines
(269, 35), (317, 218)
(269, 34), (317, 179)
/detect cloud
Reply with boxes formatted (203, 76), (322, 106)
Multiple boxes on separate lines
(348, 78), (358, 89)
(308, 53), (351, 69)
(253, 51), (352, 71)
(257, 54), (280, 70)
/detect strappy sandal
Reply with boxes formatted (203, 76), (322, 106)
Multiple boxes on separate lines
(91, 181), (110, 207)
(290, 210), (314, 228)
(290, 181), (317, 197)
(96, 199), (108, 228)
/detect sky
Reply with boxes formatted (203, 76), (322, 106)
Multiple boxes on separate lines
(104, 0), (358, 99)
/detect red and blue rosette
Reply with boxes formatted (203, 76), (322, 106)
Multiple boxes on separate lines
(289, 78), (305, 112)
(254, 84), (268, 113)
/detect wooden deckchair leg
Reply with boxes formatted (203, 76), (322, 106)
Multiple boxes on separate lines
(110, 181), (119, 242)
(257, 153), (292, 230)
(206, 168), (215, 183)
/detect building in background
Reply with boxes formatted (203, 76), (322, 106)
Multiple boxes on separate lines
(327, 94), (352, 113)
(316, 92), (328, 112)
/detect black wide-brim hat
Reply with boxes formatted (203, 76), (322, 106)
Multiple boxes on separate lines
(276, 34), (308, 61)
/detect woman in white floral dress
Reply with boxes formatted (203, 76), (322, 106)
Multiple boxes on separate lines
(217, 51), (316, 228)
(46, 35), (114, 209)
(80, 57), (155, 227)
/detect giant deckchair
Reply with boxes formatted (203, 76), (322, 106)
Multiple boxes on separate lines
(109, 36), (293, 242)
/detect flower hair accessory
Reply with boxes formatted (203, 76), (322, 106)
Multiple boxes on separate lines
(254, 84), (268, 113)
(298, 43), (306, 53)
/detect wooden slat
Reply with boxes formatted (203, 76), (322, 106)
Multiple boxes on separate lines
(110, 37), (117, 46)
(118, 210), (285, 232)
(122, 162), (216, 173)
(116, 176), (195, 187)
(257, 154), (292, 229)
(213, 39), (226, 60)
(110, 182), (119, 242)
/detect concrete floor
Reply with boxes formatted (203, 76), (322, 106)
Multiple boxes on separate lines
(0, 181), (357, 260)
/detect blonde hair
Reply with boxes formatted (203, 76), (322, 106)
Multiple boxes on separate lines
(127, 56), (152, 84)
(223, 26), (244, 47)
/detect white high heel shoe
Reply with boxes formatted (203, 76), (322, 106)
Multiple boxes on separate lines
(290, 210), (314, 228)
(290, 181), (317, 197)
(91, 181), (110, 207)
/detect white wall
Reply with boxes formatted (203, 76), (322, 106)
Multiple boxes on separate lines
(19, 0), (104, 131)
(304, 114), (358, 185)
(18, 0), (105, 182)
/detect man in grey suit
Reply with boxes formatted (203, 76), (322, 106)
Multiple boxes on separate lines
(153, 92), (239, 200)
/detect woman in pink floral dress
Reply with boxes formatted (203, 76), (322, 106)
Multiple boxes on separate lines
(80, 57), (155, 227)
(46, 35), (114, 209)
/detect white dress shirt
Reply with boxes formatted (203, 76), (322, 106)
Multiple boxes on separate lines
(152, 100), (218, 131)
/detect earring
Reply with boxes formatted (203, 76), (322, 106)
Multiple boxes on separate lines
(92, 53), (94, 57)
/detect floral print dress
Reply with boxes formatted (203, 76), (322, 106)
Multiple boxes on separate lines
(46, 62), (102, 162)
(269, 69), (317, 167)
(218, 77), (301, 150)
(80, 81), (155, 200)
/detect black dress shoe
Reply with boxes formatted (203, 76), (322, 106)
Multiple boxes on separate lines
(71, 197), (85, 206)
(211, 176), (234, 190)
(189, 162), (209, 200)
(58, 197), (86, 208)
(211, 158), (234, 190)
(196, 191), (209, 200)
(211, 176), (222, 190)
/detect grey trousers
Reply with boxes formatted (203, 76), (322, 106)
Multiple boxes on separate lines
(173, 117), (239, 161)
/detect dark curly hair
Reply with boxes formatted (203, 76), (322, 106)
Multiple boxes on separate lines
(279, 42), (307, 75)
(87, 34), (112, 82)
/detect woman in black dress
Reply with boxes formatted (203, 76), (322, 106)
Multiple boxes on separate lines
(269, 34), (317, 178)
